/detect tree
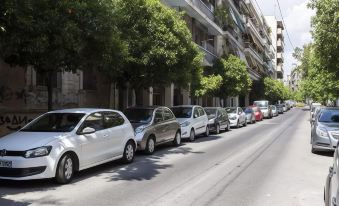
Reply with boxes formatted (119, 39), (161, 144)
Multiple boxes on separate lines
(114, 0), (202, 90)
(0, 0), (126, 110)
(194, 75), (223, 97)
(263, 77), (291, 103)
(211, 55), (252, 99)
(308, 0), (339, 78)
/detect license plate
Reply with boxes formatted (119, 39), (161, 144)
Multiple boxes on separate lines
(0, 160), (12, 168)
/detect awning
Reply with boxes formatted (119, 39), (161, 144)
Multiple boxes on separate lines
(229, 8), (246, 33)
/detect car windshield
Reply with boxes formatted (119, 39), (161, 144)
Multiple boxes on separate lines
(254, 101), (268, 108)
(226, 108), (236, 113)
(318, 110), (339, 123)
(244, 108), (252, 113)
(204, 109), (217, 116)
(171, 107), (192, 118)
(21, 113), (85, 132)
(124, 108), (154, 123)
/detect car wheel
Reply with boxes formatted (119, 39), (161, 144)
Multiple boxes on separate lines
(145, 136), (155, 155)
(121, 141), (135, 163)
(204, 126), (210, 137)
(225, 122), (230, 131)
(216, 124), (220, 134)
(173, 131), (181, 146)
(55, 153), (74, 184)
(189, 129), (195, 142)
(236, 120), (240, 128)
(244, 120), (247, 127)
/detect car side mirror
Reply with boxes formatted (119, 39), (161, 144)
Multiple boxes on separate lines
(80, 127), (96, 135)
(194, 114), (198, 118)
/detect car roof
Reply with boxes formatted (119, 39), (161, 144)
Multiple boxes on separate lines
(48, 108), (119, 114)
(125, 106), (167, 110)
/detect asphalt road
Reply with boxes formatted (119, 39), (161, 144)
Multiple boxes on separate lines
(0, 107), (333, 206)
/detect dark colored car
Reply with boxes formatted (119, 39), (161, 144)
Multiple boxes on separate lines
(204, 107), (230, 134)
(250, 106), (264, 121)
(275, 104), (284, 114)
(124, 106), (181, 154)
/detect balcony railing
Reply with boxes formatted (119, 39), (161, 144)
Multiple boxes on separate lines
(197, 43), (217, 65)
(191, 0), (215, 21)
(244, 42), (264, 63)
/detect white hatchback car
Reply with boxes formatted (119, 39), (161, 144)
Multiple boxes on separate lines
(0, 109), (136, 184)
(171, 105), (209, 141)
(226, 107), (247, 128)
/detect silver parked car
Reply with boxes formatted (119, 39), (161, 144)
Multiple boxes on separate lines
(325, 146), (339, 206)
(243, 107), (256, 124)
(311, 107), (339, 153)
(271, 105), (278, 117)
(124, 107), (181, 154)
(226, 107), (247, 128)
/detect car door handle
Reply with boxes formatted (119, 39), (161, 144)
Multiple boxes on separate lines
(103, 134), (108, 138)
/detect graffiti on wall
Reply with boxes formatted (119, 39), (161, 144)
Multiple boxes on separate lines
(0, 114), (34, 131)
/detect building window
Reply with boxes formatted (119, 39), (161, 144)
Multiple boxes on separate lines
(83, 70), (97, 90)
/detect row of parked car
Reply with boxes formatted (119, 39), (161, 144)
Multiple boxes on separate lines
(0, 101), (291, 184)
(308, 103), (339, 206)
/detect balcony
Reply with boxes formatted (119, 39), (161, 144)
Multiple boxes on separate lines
(277, 52), (284, 63)
(277, 64), (283, 72)
(197, 43), (217, 66)
(277, 28), (283, 38)
(163, 0), (223, 35)
(246, 18), (264, 47)
(244, 42), (264, 65)
(277, 39), (284, 51)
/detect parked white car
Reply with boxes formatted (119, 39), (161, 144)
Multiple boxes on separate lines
(171, 105), (209, 142)
(0, 109), (136, 184)
(226, 107), (247, 128)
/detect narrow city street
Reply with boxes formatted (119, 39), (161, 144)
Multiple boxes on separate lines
(0, 108), (333, 206)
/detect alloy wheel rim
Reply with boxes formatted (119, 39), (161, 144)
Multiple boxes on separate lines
(64, 158), (73, 180)
(148, 139), (155, 153)
(126, 144), (134, 161)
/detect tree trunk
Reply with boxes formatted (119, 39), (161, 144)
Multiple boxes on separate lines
(47, 71), (53, 111)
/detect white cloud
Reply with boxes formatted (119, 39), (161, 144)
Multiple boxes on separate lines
(256, 0), (315, 79)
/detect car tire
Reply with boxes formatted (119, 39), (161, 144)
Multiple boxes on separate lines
(204, 126), (210, 137)
(145, 136), (155, 155)
(236, 120), (240, 128)
(173, 131), (181, 146)
(226, 122), (230, 131)
(216, 124), (220, 134)
(189, 129), (195, 142)
(121, 141), (135, 163)
(55, 153), (74, 184)
(244, 120), (247, 127)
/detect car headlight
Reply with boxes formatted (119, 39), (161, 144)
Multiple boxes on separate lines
(208, 119), (215, 124)
(135, 125), (149, 134)
(24, 146), (52, 158)
(180, 121), (191, 127)
(316, 126), (329, 137)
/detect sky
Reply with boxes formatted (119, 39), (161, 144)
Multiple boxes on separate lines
(255, 0), (315, 79)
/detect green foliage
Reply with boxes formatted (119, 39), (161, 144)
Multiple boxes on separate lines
(194, 74), (223, 97)
(211, 55), (252, 98)
(0, 0), (126, 110)
(214, 4), (234, 30)
(263, 77), (291, 103)
(114, 0), (203, 89)
(308, 0), (339, 78)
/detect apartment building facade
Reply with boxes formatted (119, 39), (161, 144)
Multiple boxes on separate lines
(0, 0), (277, 136)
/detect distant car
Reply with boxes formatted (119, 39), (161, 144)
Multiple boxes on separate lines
(271, 105), (278, 117)
(0, 109), (136, 184)
(310, 102), (322, 119)
(243, 107), (256, 124)
(250, 106), (264, 121)
(310, 106), (324, 125)
(283, 104), (287, 112)
(275, 104), (284, 114)
(171, 105), (209, 142)
(124, 107), (181, 154)
(260, 106), (273, 119)
(325, 146), (339, 206)
(204, 107), (230, 134)
(311, 107), (339, 153)
(225, 107), (247, 128)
